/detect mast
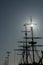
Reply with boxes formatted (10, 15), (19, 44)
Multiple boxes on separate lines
(24, 23), (28, 63)
(6, 52), (10, 65)
(4, 52), (10, 65)
(30, 16), (35, 63)
(14, 17), (43, 65)
(14, 23), (31, 64)
(26, 16), (43, 64)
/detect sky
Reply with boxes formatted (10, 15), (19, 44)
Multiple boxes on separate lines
(0, 0), (43, 65)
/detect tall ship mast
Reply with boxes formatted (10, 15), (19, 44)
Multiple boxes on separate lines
(4, 52), (10, 65)
(14, 17), (43, 65)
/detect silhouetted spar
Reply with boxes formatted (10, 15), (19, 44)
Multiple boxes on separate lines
(21, 31), (30, 32)
(23, 37), (43, 39)
(18, 45), (31, 48)
(34, 45), (43, 47)
(26, 24), (37, 26)
(18, 41), (30, 43)
(14, 49), (40, 51)
(29, 41), (37, 44)
(23, 23), (37, 26)
(16, 53), (30, 55)
(18, 45), (43, 48)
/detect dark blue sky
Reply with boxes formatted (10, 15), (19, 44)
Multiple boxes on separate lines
(0, 0), (43, 65)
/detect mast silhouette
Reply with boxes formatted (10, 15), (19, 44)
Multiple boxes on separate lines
(14, 17), (43, 65)
(29, 16), (36, 63)
(24, 23), (28, 63)
(4, 52), (10, 65)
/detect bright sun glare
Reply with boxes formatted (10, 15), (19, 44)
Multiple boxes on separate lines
(30, 24), (34, 27)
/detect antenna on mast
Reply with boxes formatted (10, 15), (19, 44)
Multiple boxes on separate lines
(30, 16), (32, 24)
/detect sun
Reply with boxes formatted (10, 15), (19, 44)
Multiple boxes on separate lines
(30, 24), (34, 27)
